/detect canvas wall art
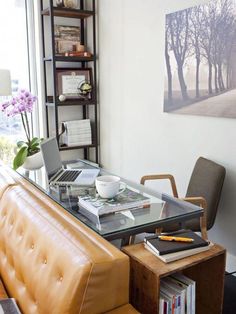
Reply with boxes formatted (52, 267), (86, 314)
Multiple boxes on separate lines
(164, 0), (236, 119)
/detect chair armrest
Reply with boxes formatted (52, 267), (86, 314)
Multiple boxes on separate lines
(140, 174), (179, 197)
(105, 304), (140, 314)
(182, 196), (208, 240)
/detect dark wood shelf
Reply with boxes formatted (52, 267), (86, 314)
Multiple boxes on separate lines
(59, 143), (97, 151)
(41, 7), (94, 19)
(46, 97), (96, 107)
(44, 56), (95, 62)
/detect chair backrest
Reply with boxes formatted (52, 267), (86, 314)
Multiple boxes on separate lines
(186, 157), (226, 230)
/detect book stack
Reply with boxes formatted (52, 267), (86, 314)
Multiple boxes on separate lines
(159, 273), (196, 314)
(61, 119), (92, 146)
(78, 187), (150, 218)
(144, 230), (211, 263)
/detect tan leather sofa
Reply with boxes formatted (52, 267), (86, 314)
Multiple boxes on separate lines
(0, 164), (138, 314)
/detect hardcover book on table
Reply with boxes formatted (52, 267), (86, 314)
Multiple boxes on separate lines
(78, 188), (150, 216)
(144, 230), (208, 255)
(144, 241), (212, 263)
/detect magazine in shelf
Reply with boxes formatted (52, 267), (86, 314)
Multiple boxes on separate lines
(78, 187), (151, 216)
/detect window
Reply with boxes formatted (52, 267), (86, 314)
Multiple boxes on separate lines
(0, 0), (30, 165)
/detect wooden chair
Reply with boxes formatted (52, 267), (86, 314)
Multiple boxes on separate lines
(140, 157), (226, 240)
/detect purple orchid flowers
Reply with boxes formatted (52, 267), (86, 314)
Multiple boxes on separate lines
(0, 89), (37, 117)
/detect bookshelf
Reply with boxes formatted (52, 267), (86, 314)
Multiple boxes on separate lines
(122, 243), (226, 314)
(40, 0), (98, 163)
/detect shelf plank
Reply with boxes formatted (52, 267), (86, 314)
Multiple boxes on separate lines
(46, 97), (96, 107)
(123, 243), (225, 277)
(59, 144), (97, 151)
(44, 56), (95, 62)
(41, 7), (94, 19)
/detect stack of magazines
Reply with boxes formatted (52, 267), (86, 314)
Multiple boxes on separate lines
(78, 188), (150, 218)
(159, 273), (196, 314)
(61, 119), (92, 146)
(144, 230), (211, 263)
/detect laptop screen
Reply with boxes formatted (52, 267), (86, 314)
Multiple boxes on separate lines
(40, 137), (62, 178)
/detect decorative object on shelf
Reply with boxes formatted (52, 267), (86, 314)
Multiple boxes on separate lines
(78, 81), (92, 98)
(56, 0), (64, 7)
(64, 51), (92, 57)
(0, 89), (43, 170)
(76, 43), (85, 52)
(54, 25), (80, 55)
(56, 68), (92, 99)
(64, 0), (78, 9)
(59, 94), (67, 102)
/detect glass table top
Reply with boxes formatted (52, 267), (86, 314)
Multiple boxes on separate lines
(18, 160), (203, 240)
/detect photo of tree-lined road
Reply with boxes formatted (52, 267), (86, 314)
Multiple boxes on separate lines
(164, 0), (236, 118)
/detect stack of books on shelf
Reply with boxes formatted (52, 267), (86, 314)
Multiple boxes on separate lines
(159, 273), (196, 314)
(61, 119), (92, 146)
(144, 230), (211, 263)
(78, 187), (150, 221)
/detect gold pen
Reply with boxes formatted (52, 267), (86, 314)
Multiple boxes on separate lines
(158, 235), (194, 243)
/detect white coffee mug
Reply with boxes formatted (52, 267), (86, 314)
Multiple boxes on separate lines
(95, 175), (126, 199)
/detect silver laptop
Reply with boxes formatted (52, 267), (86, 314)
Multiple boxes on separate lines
(40, 137), (100, 186)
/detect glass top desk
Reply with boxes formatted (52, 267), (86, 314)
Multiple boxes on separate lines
(19, 160), (205, 245)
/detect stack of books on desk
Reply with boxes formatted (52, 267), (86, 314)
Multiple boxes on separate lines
(61, 119), (92, 146)
(144, 230), (211, 263)
(159, 273), (196, 314)
(78, 188), (150, 219)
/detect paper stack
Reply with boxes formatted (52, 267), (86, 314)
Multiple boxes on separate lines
(61, 119), (92, 146)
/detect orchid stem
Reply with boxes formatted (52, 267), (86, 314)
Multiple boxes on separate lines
(21, 113), (30, 143)
(24, 112), (31, 143)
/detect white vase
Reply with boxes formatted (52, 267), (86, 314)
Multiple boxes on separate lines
(22, 151), (43, 171)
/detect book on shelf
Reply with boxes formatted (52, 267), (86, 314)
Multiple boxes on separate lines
(159, 274), (196, 314)
(0, 298), (21, 314)
(144, 230), (209, 255)
(78, 187), (150, 216)
(161, 278), (186, 314)
(171, 273), (196, 314)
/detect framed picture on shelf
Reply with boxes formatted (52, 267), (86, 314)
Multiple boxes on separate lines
(54, 25), (80, 55)
(56, 68), (93, 100)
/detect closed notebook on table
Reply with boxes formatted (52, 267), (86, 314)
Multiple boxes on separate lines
(144, 230), (208, 255)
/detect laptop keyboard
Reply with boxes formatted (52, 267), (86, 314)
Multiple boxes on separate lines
(57, 170), (81, 182)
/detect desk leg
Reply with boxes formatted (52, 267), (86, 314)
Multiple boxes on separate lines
(121, 236), (131, 247)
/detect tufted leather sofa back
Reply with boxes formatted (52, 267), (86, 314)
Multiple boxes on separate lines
(0, 166), (130, 314)
(0, 164), (16, 198)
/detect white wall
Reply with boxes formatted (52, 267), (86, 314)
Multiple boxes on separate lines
(98, 0), (236, 271)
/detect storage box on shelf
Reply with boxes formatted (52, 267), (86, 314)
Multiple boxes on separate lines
(41, 0), (98, 162)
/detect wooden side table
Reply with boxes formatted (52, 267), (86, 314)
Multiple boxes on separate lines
(122, 243), (226, 314)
